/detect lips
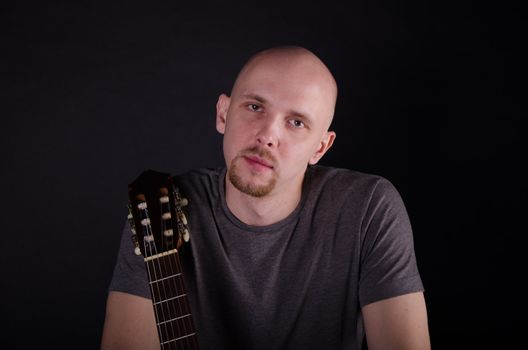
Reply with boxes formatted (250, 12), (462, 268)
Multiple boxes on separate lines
(243, 155), (274, 169)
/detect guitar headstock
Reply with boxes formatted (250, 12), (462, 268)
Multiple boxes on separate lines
(127, 169), (190, 258)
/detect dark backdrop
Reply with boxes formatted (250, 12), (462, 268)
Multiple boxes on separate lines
(1, 1), (524, 349)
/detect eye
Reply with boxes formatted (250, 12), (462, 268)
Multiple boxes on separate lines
(288, 119), (305, 129)
(247, 103), (261, 112)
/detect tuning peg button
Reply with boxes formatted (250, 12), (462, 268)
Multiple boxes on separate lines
(180, 213), (188, 225)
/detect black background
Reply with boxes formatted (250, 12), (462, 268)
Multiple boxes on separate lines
(1, 1), (524, 349)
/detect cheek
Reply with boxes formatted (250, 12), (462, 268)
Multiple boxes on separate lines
(223, 126), (246, 163)
(281, 143), (311, 165)
(226, 119), (250, 141)
(222, 131), (236, 161)
(288, 141), (320, 165)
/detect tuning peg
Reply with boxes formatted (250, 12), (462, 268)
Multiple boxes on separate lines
(134, 246), (141, 256)
(180, 213), (188, 225)
(159, 195), (169, 204)
(179, 197), (188, 207)
(127, 209), (136, 233)
(164, 229), (174, 237)
(183, 228), (190, 242)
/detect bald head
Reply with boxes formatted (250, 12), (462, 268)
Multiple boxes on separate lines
(216, 46), (338, 200)
(230, 46), (338, 127)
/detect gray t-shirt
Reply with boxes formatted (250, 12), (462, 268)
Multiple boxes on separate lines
(109, 165), (424, 350)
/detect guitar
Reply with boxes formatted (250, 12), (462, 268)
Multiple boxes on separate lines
(127, 169), (199, 349)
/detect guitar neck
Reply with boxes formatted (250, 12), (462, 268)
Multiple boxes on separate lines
(145, 249), (199, 349)
(128, 169), (199, 349)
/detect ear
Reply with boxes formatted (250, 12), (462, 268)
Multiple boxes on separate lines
(216, 94), (230, 134)
(309, 131), (336, 165)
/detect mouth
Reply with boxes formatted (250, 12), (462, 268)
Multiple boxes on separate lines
(243, 155), (274, 169)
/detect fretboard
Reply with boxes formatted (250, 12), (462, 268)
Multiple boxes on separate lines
(145, 249), (199, 349)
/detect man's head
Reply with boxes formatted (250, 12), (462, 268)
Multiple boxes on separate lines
(216, 46), (337, 198)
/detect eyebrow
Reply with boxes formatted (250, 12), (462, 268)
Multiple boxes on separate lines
(241, 93), (314, 125)
(242, 93), (268, 104)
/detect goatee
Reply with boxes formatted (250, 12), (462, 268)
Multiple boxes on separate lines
(228, 147), (277, 198)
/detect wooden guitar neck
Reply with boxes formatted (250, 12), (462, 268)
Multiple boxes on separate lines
(128, 169), (199, 349)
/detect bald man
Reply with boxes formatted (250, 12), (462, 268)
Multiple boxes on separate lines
(101, 46), (430, 350)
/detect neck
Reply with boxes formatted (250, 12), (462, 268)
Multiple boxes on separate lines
(225, 176), (303, 226)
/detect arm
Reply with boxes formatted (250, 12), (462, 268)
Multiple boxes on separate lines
(100, 291), (160, 350)
(362, 292), (430, 350)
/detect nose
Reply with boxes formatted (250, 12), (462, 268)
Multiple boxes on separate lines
(255, 118), (279, 148)
(257, 134), (275, 148)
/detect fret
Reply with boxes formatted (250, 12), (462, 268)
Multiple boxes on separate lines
(157, 317), (196, 348)
(150, 273), (183, 284)
(158, 313), (192, 326)
(146, 254), (182, 278)
(148, 274), (187, 301)
(154, 290), (194, 344)
(153, 294), (187, 305)
(154, 296), (192, 323)
(161, 333), (197, 345)
(146, 251), (188, 303)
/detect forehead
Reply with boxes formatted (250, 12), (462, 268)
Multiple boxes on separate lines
(232, 59), (336, 122)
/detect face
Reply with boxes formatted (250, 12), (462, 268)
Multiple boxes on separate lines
(216, 55), (336, 198)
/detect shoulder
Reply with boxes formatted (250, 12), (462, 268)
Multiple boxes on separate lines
(305, 165), (408, 224)
(307, 165), (398, 200)
(172, 167), (225, 201)
(174, 167), (224, 188)
(176, 167), (224, 180)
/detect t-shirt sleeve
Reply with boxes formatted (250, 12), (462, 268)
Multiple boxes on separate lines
(108, 220), (151, 299)
(358, 178), (424, 307)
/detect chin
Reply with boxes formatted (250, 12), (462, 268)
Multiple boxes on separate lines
(229, 164), (277, 198)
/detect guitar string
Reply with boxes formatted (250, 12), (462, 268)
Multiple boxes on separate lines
(152, 208), (181, 347)
(176, 190), (199, 349)
(138, 188), (196, 349)
(168, 190), (198, 349)
(165, 190), (195, 349)
(143, 205), (171, 349)
(142, 222), (166, 349)
(161, 197), (188, 349)
(172, 232), (198, 349)
(171, 187), (197, 348)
